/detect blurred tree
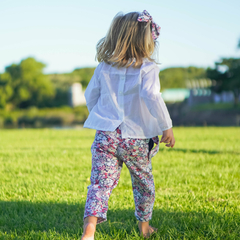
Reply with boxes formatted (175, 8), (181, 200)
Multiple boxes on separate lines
(0, 72), (13, 108)
(5, 57), (55, 108)
(206, 58), (240, 105)
(47, 67), (95, 107)
(159, 66), (206, 90)
(72, 67), (95, 88)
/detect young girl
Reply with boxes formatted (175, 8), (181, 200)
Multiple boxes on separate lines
(81, 10), (175, 239)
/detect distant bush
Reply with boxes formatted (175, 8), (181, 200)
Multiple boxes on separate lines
(0, 57), (55, 109)
(0, 106), (89, 128)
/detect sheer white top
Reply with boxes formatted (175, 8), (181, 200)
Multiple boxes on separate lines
(83, 59), (172, 139)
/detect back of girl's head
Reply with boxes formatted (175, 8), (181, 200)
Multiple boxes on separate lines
(96, 11), (158, 68)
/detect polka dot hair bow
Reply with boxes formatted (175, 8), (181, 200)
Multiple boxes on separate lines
(137, 10), (161, 40)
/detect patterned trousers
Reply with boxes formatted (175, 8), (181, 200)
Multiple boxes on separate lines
(84, 126), (159, 224)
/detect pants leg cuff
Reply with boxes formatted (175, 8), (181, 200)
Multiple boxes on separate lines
(83, 214), (107, 225)
(135, 212), (152, 222)
(96, 217), (107, 224)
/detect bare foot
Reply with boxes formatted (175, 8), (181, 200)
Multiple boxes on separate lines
(81, 222), (95, 240)
(138, 222), (158, 238)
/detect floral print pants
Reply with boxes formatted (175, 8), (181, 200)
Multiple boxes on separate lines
(84, 126), (159, 224)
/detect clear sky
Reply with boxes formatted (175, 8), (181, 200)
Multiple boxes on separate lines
(0, 0), (239, 74)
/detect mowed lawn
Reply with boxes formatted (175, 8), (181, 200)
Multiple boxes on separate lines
(0, 127), (239, 239)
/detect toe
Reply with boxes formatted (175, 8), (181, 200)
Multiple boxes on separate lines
(149, 226), (158, 233)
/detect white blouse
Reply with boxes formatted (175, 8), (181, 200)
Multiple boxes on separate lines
(83, 59), (172, 139)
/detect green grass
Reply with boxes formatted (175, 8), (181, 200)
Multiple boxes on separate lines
(0, 127), (239, 239)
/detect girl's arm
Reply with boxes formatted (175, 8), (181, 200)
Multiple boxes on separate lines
(140, 65), (175, 147)
(140, 64), (172, 131)
(84, 65), (101, 112)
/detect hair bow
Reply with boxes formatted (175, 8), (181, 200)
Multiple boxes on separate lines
(137, 10), (161, 40)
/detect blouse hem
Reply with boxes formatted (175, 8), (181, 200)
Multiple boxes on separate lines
(83, 124), (165, 139)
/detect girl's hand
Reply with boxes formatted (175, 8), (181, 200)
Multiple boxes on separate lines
(160, 128), (175, 148)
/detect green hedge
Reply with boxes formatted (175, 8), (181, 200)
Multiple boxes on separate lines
(0, 106), (89, 128)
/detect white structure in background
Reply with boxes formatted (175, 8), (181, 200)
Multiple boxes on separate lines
(213, 92), (235, 103)
(186, 79), (237, 105)
(161, 79), (238, 105)
(69, 83), (86, 107)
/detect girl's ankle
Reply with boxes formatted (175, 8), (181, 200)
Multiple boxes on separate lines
(138, 221), (150, 232)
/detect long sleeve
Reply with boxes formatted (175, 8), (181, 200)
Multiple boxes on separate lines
(140, 65), (172, 131)
(84, 60), (172, 138)
(84, 65), (101, 112)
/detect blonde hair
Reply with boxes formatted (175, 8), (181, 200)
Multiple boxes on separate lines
(96, 11), (157, 68)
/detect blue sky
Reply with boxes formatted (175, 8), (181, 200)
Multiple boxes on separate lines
(0, 0), (239, 74)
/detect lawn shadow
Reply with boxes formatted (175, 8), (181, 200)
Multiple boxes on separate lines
(167, 147), (240, 155)
(0, 201), (85, 237)
(0, 201), (239, 239)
